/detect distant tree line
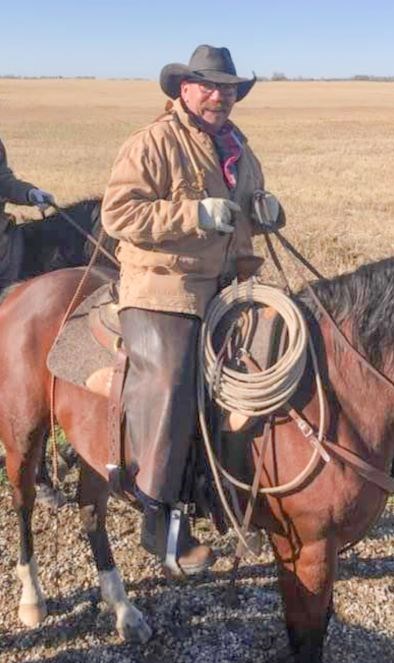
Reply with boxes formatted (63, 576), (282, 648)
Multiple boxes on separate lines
(1, 74), (393, 82)
(257, 72), (394, 82)
(0, 75), (150, 81)
(0, 75), (97, 79)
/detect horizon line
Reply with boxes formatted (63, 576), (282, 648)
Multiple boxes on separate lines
(1, 75), (394, 82)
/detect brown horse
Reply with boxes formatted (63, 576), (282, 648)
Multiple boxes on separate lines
(0, 258), (393, 661)
(0, 198), (117, 500)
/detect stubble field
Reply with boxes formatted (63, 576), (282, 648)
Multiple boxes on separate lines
(1, 79), (394, 273)
(0, 80), (393, 662)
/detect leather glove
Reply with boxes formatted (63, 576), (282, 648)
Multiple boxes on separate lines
(198, 198), (241, 234)
(251, 190), (286, 230)
(28, 188), (55, 211)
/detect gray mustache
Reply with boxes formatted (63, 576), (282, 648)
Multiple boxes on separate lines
(205, 105), (228, 111)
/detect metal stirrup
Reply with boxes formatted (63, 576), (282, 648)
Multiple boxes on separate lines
(165, 507), (183, 574)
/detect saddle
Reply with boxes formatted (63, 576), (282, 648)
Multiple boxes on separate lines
(47, 279), (284, 507)
(47, 280), (131, 496)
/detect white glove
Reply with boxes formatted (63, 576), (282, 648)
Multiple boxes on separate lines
(198, 198), (241, 234)
(28, 187), (55, 211)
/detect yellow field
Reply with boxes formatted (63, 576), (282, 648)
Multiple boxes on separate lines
(1, 79), (393, 277)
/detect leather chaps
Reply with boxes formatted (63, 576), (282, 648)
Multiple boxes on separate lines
(119, 307), (200, 504)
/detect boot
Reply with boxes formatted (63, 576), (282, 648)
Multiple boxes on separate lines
(175, 511), (215, 576)
(140, 502), (214, 576)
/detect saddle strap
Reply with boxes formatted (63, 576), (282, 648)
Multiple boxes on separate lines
(107, 347), (128, 494)
(321, 438), (394, 494)
(241, 344), (393, 494)
(286, 405), (394, 493)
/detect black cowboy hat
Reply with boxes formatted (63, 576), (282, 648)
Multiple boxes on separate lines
(160, 44), (256, 102)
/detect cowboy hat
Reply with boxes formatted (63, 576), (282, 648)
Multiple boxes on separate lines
(160, 45), (256, 102)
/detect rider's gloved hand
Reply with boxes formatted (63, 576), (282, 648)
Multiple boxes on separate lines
(198, 198), (240, 234)
(27, 188), (55, 211)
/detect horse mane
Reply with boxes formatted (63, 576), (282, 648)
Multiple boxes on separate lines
(299, 257), (394, 369)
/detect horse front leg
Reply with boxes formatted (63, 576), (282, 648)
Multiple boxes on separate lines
(6, 445), (48, 627)
(270, 533), (337, 663)
(78, 460), (152, 643)
(16, 513), (47, 627)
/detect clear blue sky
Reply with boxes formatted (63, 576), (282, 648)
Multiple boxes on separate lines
(1, 0), (393, 79)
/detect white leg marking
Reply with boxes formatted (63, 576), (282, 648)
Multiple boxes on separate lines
(17, 556), (47, 626)
(99, 568), (152, 643)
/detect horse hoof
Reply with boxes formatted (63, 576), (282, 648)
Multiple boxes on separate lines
(18, 602), (47, 627)
(119, 616), (152, 643)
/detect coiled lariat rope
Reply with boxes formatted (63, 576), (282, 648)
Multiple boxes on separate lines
(197, 281), (327, 552)
(201, 282), (308, 416)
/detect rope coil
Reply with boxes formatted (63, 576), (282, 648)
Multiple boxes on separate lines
(200, 281), (308, 416)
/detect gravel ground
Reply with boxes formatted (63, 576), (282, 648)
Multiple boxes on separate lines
(0, 470), (393, 663)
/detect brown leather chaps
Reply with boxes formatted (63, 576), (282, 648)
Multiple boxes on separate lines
(119, 307), (201, 504)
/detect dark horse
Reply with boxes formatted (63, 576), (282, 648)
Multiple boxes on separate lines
(3, 197), (116, 283)
(0, 258), (393, 660)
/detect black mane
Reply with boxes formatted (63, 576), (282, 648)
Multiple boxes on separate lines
(299, 257), (394, 368)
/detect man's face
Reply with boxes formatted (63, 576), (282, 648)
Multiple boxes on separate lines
(180, 80), (237, 134)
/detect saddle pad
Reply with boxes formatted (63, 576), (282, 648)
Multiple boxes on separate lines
(47, 282), (119, 389)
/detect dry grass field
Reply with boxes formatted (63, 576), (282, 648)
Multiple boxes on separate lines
(0, 80), (393, 661)
(1, 79), (393, 276)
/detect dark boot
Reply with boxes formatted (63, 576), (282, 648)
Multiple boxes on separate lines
(140, 502), (214, 576)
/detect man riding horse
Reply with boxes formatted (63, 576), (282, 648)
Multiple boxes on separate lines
(102, 45), (281, 575)
(0, 138), (54, 288)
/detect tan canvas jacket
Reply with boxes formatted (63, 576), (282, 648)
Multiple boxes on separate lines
(102, 99), (264, 317)
(0, 139), (33, 230)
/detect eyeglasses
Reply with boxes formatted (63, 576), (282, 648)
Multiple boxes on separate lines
(194, 81), (237, 97)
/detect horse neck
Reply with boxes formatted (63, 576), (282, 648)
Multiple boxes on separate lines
(319, 317), (394, 461)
